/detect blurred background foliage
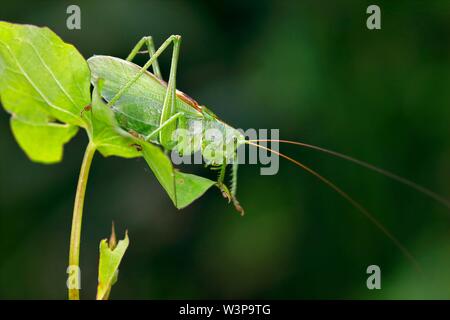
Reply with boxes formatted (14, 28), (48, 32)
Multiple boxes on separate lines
(1, 0), (450, 299)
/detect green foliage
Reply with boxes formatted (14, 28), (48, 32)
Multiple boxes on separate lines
(89, 81), (142, 158)
(0, 21), (90, 163)
(140, 142), (215, 208)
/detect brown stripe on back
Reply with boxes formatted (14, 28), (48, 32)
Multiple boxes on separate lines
(176, 90), (202, 112)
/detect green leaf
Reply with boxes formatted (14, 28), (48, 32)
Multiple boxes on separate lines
(10, 118), (78, 163)
(97, 230), (129, 300)
(88, 81), (141, 159)
(174, 171), (218, 209)
(0, 21), (90, 163)
(141, 142), (216, 209)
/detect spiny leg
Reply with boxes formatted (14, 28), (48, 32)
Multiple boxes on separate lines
(126, 36), (162, 79)
(216, 161), (231, 202)
(218, 161), (226, 184)
(230, 159), (244, 215)
(106, 35), (179, 109)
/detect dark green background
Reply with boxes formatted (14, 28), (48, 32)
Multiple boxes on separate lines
(1, 0), (449, 299)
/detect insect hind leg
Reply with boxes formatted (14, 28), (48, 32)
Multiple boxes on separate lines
(158, 35), (182, 149)
(106, 35), (179, 109)
(126, 36), (163, 79)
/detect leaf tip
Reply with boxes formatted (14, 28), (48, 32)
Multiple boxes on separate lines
(109, 221), (117, 250)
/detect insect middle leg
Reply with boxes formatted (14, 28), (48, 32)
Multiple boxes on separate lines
(126, 36), (162, 79)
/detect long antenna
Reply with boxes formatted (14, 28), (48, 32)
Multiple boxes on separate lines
(246, 140), (421, 271)
(250, 139), (450, 210)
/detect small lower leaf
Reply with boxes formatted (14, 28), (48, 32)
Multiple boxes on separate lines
(97, 231), (129, 300)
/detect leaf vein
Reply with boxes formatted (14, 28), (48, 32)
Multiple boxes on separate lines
(0, 40), (80, 124)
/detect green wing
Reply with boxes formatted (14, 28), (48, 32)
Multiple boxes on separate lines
(88, 56), (201, 137)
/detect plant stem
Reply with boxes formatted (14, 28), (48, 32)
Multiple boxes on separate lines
(68, 141), (96, 300)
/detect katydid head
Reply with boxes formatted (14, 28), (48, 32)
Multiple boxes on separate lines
(197, 105), (246, 214)
(163, 103), (245, 212)
(199, 121), (245, 166)
(171, 105), (245, 164)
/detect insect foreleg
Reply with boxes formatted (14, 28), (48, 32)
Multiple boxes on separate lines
(106, 35), (179, 109)
(126, 36), (162, 79)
